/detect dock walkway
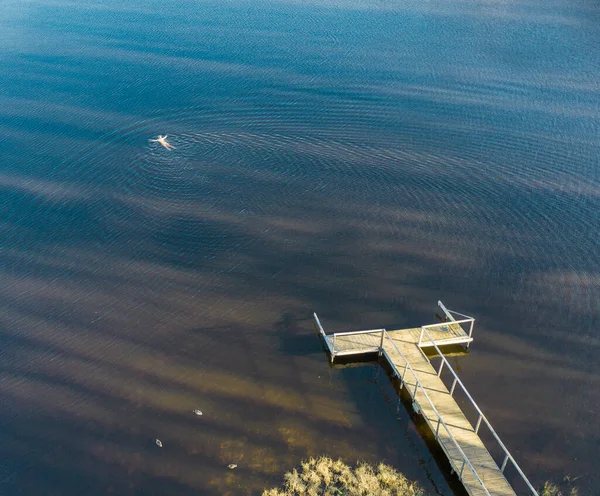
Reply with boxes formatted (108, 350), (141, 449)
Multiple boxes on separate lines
(314, 301), (537, 496)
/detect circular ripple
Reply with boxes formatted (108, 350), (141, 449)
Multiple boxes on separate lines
(50, 100), (599, 296)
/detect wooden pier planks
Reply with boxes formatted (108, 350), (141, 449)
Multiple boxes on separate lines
(324, 324), (516, 496)
(383, 334), (515, 496)
(327, 331), (381, 355)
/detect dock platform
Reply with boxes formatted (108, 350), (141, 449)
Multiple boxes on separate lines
(314, 301), (537, 496)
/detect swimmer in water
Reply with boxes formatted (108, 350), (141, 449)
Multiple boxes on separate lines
(149, 135), (175, 150)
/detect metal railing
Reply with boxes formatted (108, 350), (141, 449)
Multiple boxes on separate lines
(330, 328), (385, 356)
(314, 314), (385, 358)
(313, 311), (537, 496)
(418, 318), (475, 347)
(438, 300), (473, 321)
(416, 301), (475, 347)
(379, 329), (491, 495)
(313, 313), (327, 339)
(314, 314), (490, 494)
(420, 326), (539, 496)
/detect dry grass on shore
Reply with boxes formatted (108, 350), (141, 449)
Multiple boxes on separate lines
(541, 481), (579, 496)
(262, 456), (423, 496)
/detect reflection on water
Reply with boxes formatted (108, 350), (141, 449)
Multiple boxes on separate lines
(1, 0), (599, 494)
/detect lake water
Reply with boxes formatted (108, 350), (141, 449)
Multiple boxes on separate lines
(1, 0), (599, 494)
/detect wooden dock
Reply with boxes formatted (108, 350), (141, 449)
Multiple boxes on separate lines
(314, 301), (538, 496)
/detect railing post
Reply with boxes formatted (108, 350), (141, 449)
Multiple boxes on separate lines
(402, 362), (408, 382)
(459, 460), (465, 480)
(418, 327), (423, 347)
(450, 377), (458, 396)
(475, 414), (483, 434)
(467, 320), (474, 348)
(438, 359), (445, 377)
(379, 329), (385, 355)
(331, 334), (336, 363)
(501, 454), (509, 472)
(435, 418), (441, 439)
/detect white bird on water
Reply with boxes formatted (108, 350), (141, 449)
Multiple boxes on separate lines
(149, 135), (175, 150)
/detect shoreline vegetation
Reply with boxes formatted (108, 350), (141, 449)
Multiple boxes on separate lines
(262, 457), (424, 496)
(541, 480), (579, 496)
(262, 456), (580, 496)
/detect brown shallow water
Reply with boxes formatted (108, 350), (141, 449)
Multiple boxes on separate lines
(1, 0), (599, 495)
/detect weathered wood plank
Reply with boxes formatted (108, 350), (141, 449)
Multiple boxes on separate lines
(323, 321), (517, 496)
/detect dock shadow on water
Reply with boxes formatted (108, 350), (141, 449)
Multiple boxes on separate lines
(1, 0), (600, 494)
